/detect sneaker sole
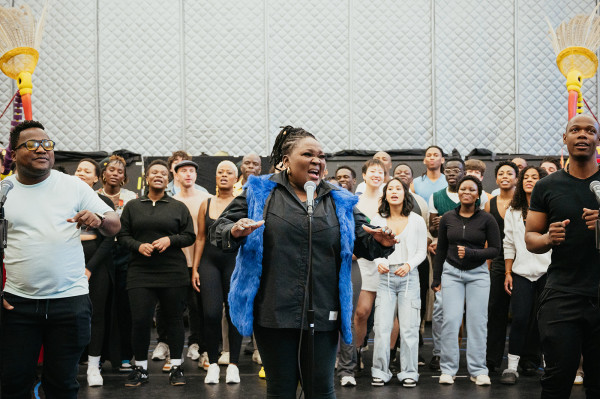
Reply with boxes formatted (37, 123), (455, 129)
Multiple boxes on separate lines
(170, 381), (186, 386)
(125, 381), (148, 387)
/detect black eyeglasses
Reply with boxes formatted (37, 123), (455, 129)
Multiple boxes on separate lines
(15, 139), (55, 151)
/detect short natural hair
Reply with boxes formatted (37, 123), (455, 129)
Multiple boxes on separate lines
(335, 165), (356, 179)
(78, 158), (101, 181)
(540, 157), (561, 170)
(494, 160), (519, 177)
(146, 159), (169, 177)
(10, 120), (45, 151)
(465, 159), (486, 175)
(457, 175), (483, 196)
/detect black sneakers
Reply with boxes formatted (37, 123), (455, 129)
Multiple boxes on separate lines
(429, 355), (441, 371)
(125, 367), (148, 387)
(169, 365), (186, 386)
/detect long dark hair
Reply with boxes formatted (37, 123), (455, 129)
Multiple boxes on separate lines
(270, 125), (315, 167)
(378, 177), (414, 217)
(510, 166), (547, 220)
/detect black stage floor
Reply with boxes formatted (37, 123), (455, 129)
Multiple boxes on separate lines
(38, 325), (586, 399)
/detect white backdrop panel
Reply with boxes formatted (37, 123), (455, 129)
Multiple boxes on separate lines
(435, 0), (516, 156)
(267, 0), (350, 154)
(184, 0), (266, 156)
(98, 0), (182, 154)
(352, 0), (433, 151)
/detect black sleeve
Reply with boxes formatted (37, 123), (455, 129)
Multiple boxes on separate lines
(464, 215), (501, 261)
(117, 201), (144, 252)
(209, 190), (249, 252)
(431, 214), (449, 288)
(167, 203), (196, 248)
(86, 195), (116, 273)
(528, 179), (547, 214)
(352, 207), (395, 260)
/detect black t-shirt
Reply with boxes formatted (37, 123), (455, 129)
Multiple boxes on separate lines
(529, 169), (600, 297)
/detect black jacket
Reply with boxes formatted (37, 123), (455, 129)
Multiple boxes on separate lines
(210, 172), (394, 331)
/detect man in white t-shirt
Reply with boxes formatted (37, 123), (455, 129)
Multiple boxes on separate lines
(1, 121), (120, 399)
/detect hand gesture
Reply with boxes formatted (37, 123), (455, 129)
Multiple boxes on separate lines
(362, 225), (397, 247)
(428, 242), (437, 255)
(547, 219), (570, 246)
(457, 245), (466, 259)
(191, 270), (201, 293)
(231, 219), (265, 238)
(152, 237), (171, 253)
(504, 273), (513, 295)
(67, 210), (101, 230)
(432, 284), (441, 292)
(139, 243), (154, 257)
(394, 264), (411, 277)
(85, 268), (92, 281)
(582, 208), (599, 230)
(377, 263), (389, 274)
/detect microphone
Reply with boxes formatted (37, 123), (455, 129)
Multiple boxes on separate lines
(304, 181), (316, 215)
(591, 181), (600, 204)
(0, 180), (13, 205)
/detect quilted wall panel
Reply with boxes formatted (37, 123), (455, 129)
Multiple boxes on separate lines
(0, 0), (597, 156)
(517, 0), (598, 155)
(184, 0), (266, 156)
(98, 0), (183, 154)
(0, 0), (15, 145)
(352, 0), (433, 151)
(434, 0), (517, 156)
(267, 0), (350, 153)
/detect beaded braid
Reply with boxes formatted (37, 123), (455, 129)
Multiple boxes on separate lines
(270, 125), (315, 167)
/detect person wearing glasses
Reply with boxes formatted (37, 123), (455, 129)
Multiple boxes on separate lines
(1, 120), (120, 399)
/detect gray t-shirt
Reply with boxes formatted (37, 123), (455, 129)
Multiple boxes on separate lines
(4, 170), (113, 299)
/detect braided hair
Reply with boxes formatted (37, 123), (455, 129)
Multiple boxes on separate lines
(270, 125), (315, 167)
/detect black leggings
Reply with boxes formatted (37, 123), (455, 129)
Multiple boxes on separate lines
(508, 273), (546, 356)
(128, 287), (187, 361)
(199, 257), (242, 364)
(255, 325), (338, 399)
(83, 240), (112, 357)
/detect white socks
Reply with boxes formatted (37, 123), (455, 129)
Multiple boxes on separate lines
(507, 353), (520, 371)
(88, 355), (100, 369)
(171, 358), (182, 366)
(136, 360), (148, 370)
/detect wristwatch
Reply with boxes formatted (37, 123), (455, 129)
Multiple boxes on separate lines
(94, 212), (106, 228)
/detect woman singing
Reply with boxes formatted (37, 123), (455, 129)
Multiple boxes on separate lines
(118, 160), (195, 387)
(210, 126), (396, 398)
(371, 178), (427, 387)
(431, 175), (500, 386)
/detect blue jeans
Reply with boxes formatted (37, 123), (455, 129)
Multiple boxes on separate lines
(440, 262), (490, 377)
(371, 266), (421, 382)
(432, 291), (443, 356)
(1, 293), (92, 399)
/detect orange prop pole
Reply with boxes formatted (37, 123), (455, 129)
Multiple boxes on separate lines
(568, 90), (579, 120)
(20, 92), (31, 120)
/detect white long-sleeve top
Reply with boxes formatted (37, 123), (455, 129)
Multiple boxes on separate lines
(372, 212), (428, 270)
(503, 207), (550, 281)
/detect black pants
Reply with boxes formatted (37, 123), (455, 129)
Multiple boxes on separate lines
(486, 261), (511, 368)
(199, 258), (242, 364)
(508, 273), (546, 356)
(418, 258), (429, 342)
(1, 293), (91, 399)
(156, 269), (206, 349)
(128, 287), (187, 362)
(538, 288), (600, 399)
(113, 245), (132, 361)
(255, 325), (338, 399)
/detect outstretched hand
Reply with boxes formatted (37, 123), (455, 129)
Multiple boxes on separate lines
(362, 225), (397, 247)
(230, 219), (265, 238)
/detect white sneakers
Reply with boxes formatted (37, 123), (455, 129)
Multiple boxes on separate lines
(226, 364), (241, 384)
(187, 343), (200, 360)
(198, 352), (210, 371)
(152, 342), (169, 360)
(439, 374), (455, 384)
(218, 351), (230, 365)
(340, 376), (356, 386)
(87, 365), (103, 387)
(205, 363), (220, 384)
(252, 349), (262, 365)
(471, 374), (492, 386)
(162, 358), (172, 372)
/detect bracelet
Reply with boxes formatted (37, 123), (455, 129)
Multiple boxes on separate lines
(505, 271), (512, 275)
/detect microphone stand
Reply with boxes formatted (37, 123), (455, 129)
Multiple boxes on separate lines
(0, 204), (7, 326)
(305, 200), (314, 399)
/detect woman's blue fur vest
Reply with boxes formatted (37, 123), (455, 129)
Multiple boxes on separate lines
(228, 174), (358, 345)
